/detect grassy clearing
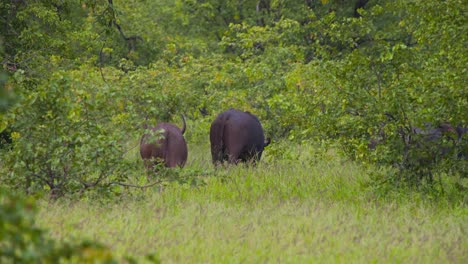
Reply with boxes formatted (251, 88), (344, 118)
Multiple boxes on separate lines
(36, 142), (467, 263)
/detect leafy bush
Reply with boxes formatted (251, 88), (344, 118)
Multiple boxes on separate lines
(256, 1), (467, 184)
(1, 0), (466, 197)
(1, 66), (143, 198)
(0, 187), (120, 263)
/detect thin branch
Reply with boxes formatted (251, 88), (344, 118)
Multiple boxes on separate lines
(108, 179), (163, 189)
(92, 170), (108, 187)
(121, 141), (140, 157)
(99, 43), (108, 83)
(31, 172), (52, 187)
(370, 64), (382, 100)
(107, 0), (143, 52)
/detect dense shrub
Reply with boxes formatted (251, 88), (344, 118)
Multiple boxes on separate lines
(1, 0), (466, 197)
(0, 187), (120, 263)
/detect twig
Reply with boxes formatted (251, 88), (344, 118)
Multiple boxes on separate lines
(99, 44), (108, 83)
(108, 179), (163, 189)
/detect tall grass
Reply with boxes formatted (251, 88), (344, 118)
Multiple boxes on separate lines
(36, 142), (467, 263)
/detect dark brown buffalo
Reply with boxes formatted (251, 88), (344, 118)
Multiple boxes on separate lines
(368, 122), (456, 150)
(140, 116), (188, 170)
(368, 121), (468, 159)
(456, 125), (468, 141)
(210, 108), (270, 165)
(411, 122), (455, 141)
(455, 125), (468, 159)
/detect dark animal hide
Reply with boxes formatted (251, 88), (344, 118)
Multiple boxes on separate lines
(369, 121), (467, 160)
(210, 108), (270, 165)
(140, 116), (188, 170)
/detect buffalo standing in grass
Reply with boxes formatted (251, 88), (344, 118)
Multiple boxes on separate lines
(367, 120), (467, 182)
(140, 116), (188, 171)
(455, 125), (468, 159)
(368, 121), (468, 161)
(210, 108), (270, 165)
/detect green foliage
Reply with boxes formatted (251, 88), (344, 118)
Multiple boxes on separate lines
(175, 0), (257, 39)
(1, 0), (466, 196)
(0, 1), (466, 261)
(0, 66), (156, 257)
(266, 0), (467, 183)
(1, 58), (210, 197)
(2, 64), (143, 198)
(0, 187), (120, 263)
(0, 72), (14, 115)
(216, 0), (467, 184)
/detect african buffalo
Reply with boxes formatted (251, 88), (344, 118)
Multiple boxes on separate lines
(368, 122), (456, 150)
(140, 115), (188, 170)
(210, 108), (270, 165)
(456, 125), (468, 141)
(411, 122), (455, 141)
(369, 121), (468, 159)
(455, 125), (468, 159)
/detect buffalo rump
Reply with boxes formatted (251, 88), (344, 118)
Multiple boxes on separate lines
(140, 116), (188, 170)
(210, 108), (270, 165)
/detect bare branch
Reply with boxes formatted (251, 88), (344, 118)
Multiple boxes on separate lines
(107, 0), (143, 52)
(108, 179), (163, 189)
(99, 44), (108, 83)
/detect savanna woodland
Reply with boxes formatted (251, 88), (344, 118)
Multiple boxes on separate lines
(1, 0), (467, 263)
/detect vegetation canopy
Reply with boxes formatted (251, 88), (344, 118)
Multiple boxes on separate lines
(0, 0), (466, 262)
(2, 0), (466, 196)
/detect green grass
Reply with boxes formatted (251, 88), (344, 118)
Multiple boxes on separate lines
(36, 142), (467, 263)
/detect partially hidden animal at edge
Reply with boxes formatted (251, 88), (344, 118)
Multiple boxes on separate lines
(140, 115), (188, 170)
(210, 108), (270, 165)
